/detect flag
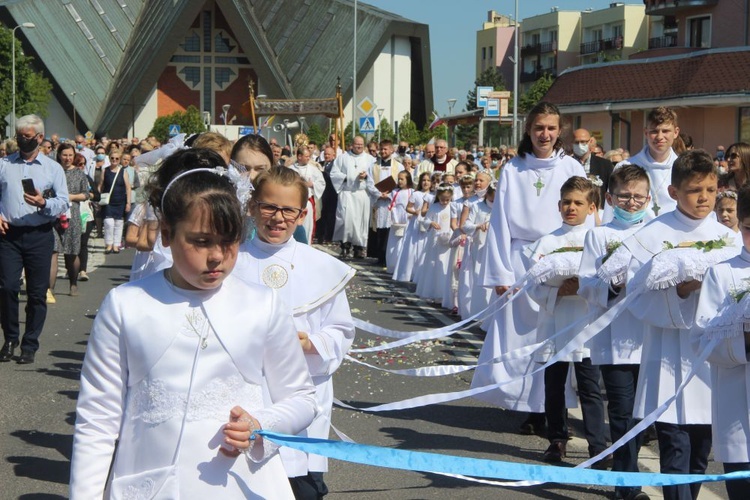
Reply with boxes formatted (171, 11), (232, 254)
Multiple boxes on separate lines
(428, 114), (444, 130)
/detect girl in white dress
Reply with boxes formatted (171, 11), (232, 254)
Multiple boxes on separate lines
(415, 184), (454, 301)
(385, 171), (413, 274)
(392, 172), (431, 282)
(458, 185), (495, 318)
(70, 149), (316, 499)
(233, 167), (355, 498)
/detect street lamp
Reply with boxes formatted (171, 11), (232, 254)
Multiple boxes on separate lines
(222, 104), (230, 136)
(11, 22), (36, 134)
(376, 108), (384, 143)
(70, 92), (77, 137)
(447, 98), (457, 146)
(447, 98), (457, 115)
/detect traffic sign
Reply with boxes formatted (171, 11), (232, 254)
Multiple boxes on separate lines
(359, 116), (376, 133)
(84, 131), (94, 140)
(357, 97), (375, 116)
(168, 124), (181, 136)
(476, 86), (493, 108)
(484, 98), (500, 117)
(238, 126), (255, 136)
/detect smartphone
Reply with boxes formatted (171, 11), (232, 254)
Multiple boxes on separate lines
(21, 178), (36, 195)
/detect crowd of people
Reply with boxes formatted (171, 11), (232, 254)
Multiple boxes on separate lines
(1, 105), (750, 500)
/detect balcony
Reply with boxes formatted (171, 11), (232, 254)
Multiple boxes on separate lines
(648, 34), (678, 49)
(643, 0), (718, 16)
(520, 67), (556, 83)
(580, 36), (623, 55)
(521, 41), (557, 57)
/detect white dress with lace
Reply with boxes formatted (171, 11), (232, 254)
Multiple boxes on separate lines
(70, 273), (317, 499)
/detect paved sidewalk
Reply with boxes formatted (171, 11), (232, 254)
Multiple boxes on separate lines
(0, 241), (134, 499)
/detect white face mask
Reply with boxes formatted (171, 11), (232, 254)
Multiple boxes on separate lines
(573, 142), (589, 157)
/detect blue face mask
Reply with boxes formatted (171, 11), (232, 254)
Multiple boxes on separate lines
(95, 153), (106, 161)
(613, 205), (647, 224)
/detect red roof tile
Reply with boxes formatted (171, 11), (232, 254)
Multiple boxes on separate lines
(544, 48), (750, 106)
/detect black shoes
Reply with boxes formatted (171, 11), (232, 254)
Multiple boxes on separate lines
(591, 452), (614, 470)
(543, 440), (567, 463)
(17, 350), (35, 364)
(0, 341), (18, 362)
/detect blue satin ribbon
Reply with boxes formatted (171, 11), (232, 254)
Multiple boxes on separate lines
(259, 430), (750, 487)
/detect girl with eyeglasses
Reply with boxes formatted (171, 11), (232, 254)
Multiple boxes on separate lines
(233, 166), (355, 498)
(721, 142), (750, 191)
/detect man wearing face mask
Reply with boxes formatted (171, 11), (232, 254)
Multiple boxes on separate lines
(0, 115), (69, 365)
(571, 128), (613, 208)
(74, 135), (95, 164)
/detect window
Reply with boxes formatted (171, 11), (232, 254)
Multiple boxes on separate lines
(613, 25), (623, 39)
(688, 15), (711, 48)
(549, 30), (557, 43)
(482, 47), (486, 59)
(489, 46), (493, 60)
(740, 108), (750, 144)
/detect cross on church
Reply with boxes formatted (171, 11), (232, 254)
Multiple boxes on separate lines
(533, 178), (545, 196)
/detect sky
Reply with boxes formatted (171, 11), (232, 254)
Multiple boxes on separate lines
(364, 0), (635, 116)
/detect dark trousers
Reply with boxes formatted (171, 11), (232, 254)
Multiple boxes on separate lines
(655, 422), (711, 500)
(318, 181), (337, 243)
(289, 472), (328, 500)
(0, 224), (54, 352)
(545, 358), (607, 454)
(79, 221), (95, 272)
(601, 364), (643, 498)
(370, 227), (389, 265)
(724, 462), (750, 500)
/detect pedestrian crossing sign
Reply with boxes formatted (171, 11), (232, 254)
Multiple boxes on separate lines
(168, 124), (181, 136)
(359, 116), (376, 133)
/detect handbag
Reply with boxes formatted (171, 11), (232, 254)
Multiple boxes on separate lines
(99, 168), (121, 206)
(110, 308), (208, 500)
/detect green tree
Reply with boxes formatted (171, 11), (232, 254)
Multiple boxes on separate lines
(456, 67), (510, 148)
(0, 26), (53, 132)
(397, 113), (420, 145)
(343, 120), (360, 146)
(148, 105), (207, 144)
(519, 73), (555, 113)
(306, 122), (327, 147)
(420, 120), (448, 145)
(377, 119), (395, 142)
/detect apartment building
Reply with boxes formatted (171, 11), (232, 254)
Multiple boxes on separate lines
(546, 0), (750, 152)
(476, 10), (516, 93)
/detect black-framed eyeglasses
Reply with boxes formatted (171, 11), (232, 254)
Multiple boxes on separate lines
(613, 193), (648, 205)
(253, 201), (303, 221)
(728, 152), (740, 160)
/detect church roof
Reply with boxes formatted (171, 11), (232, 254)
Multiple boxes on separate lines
(544, 47), (750, 113)
(1, 0), (432, 136)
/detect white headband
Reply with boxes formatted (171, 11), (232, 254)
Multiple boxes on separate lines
(160, 167), (227, 215)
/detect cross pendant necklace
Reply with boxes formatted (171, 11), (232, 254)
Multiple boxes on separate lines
(533, 175), (545, 196)
(652, 201), (661, 216)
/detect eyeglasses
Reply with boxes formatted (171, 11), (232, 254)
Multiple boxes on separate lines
(253, 201), (303, 221)
(75, 162), (86, 167)
(436, 145), (447, 149)
(728, 152), (740, 160)
(613, 193), (648, 205)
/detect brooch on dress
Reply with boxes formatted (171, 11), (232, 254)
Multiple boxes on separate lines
(262, 264), (289, 289)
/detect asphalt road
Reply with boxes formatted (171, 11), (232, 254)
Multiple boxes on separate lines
(0, 241), (730, 499)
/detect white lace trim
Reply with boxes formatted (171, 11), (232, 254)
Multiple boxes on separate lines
(127, 375), (263, 424)
(597, 246), (630, 286)
(702, 294), (750, 340)
(635, 246), (737, 291)
(528, 251), (581, 285)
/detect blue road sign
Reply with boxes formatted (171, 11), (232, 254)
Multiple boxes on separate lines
(239, 126), (255, 136)
(168, 124), (181, 136)
(359, 116), (376, 133)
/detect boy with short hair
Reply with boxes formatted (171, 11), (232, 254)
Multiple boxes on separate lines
(578, 164), (652, 500)
(624, 150), (739, 500)
(692, 185), (750, 500)
(604, 106), (680, 223)
(524, 176), (608, 466)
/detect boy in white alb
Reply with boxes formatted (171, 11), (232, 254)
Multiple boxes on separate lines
(525, 177), (608, 466)
(603, 107), (680, 224)
(692, 185), (750, 500)
(624, 150), (739, 500)
(578, 164), (652, 500)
